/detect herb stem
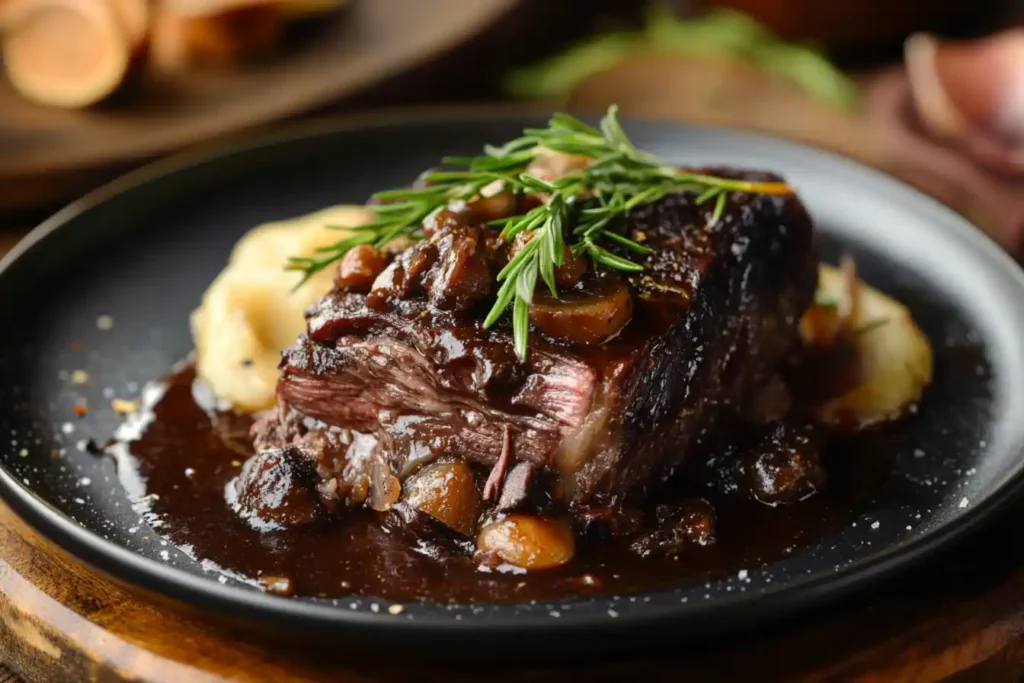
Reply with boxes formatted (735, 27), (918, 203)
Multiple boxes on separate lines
(288, 105), (795, 359)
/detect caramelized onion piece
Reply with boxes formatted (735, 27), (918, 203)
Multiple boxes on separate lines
(799, 303), (843, 348)
(800, 255), (859, 348)
(1, 0), (133, 108)
(369, 459), (401, 512)
(403, 460), (481, 537)
(530, 277), (632, 345)
(335, 244), (386, 293)
(477, 515), (575, 570)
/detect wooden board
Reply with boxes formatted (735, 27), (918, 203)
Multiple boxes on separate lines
(0, 0), (517, 214)
(5, 495), (1024, 683)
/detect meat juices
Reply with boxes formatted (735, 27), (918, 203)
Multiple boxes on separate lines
(238, 169), (819, 568)
(118, 362), (899, 602)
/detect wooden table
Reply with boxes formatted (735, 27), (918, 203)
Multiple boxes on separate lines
(4, 487), (1024, 682)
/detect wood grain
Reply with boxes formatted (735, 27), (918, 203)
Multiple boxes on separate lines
(4, 493), (1024, 683)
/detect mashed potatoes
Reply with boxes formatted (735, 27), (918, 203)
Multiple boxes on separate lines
(193, 207), (932, 425)
(803, 264), (934, 427)
(190, 205), (372, 412)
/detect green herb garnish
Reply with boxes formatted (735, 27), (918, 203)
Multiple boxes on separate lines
(287, 105), (792, 360)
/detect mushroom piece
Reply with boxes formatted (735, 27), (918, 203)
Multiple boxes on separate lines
(529, 275), (632, 345)
(232, 448), (322, 529)
(335, 244), (387, 294)
(508, 231), (588, 289)
(0, 0), (134, 108)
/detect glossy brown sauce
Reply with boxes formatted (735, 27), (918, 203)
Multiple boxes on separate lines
(113, 363), (896, 603)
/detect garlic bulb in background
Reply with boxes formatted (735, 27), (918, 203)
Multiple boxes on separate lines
(906, 30), (1024, 174)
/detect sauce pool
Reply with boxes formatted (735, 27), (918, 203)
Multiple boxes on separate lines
(107, 363), (898, 603)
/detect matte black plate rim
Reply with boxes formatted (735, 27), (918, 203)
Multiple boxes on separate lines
(2, 105), (1024, 639)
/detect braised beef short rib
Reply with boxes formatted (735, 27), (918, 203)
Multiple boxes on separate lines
(250, 171), (817, 524)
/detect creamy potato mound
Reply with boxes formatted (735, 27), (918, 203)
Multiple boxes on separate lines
(193, 205), (932, 426)
(803, 264), (934, 427)
(190, 206), (372, 412)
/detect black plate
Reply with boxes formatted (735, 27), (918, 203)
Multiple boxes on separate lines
(2, 109), (1024, 652)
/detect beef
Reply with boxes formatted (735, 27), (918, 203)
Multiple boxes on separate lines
(740, 422), (825, 505)
(496, 462), (542, 512)
(230, 448), (323, 529)
(258, 171), (817, 517)
(629, 499), (717, 557)
(251, 409), (379, 510)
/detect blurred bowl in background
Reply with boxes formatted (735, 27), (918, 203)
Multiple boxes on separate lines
(0, 0), (609, 220)
(566, 51), (876, 160)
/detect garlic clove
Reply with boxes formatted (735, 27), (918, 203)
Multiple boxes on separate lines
(906, 30), (1024, 173)
(905, 33), (969, 141)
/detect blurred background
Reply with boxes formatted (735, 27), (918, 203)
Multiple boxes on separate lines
(1, 0), (1022, 256)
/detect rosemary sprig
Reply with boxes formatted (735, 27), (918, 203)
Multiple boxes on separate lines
(288, 105), (793, 360)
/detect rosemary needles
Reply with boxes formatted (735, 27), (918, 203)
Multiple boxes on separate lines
(288, 105), (792, 359)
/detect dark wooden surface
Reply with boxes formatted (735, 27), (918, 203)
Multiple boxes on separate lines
(5, 488), (1024, 682)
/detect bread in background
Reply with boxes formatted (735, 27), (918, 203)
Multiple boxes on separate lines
(0, 0), (147, 108)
